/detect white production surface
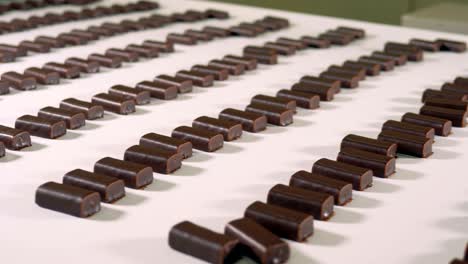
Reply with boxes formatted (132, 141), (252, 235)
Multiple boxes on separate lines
(1, 0), (467, 263)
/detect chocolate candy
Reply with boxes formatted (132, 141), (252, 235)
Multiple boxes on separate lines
(378, 130), (432, 158)
(441, 83), (468, 95)
(94, 157), (153, 189)
(154, 75), (193, 93)
(276, 37), (307, 50)
(205, 9), (229, 19)
(229, 26), (257, 37)
(0, 44), (27, 57)
(425, 97), (468, 111)
(87, 26), (115, 37)
(409, 39), (441, 52)
(203, 26), (230, 38)
(124, 145), (182, 174)
(92, 93), (136, 115)
(140, 133), (192, 159)
(191, 65), (229, 81)
(290, 170), (352, 206)
(252, 94), (296, 112)
(34, 36), (64, 48)
(0, 80), (9, 95)
(343, 60), (381, 76)
(0, 51), (15, 63)
(402, 113), (452, 137)
(319, 71), (359, 88)
(382, 120), (435, 140)
(319, 31), (353, 45)
(225, 218), (290, 264)
(312, 158), (373, 191)
(36, 182), (100, 217)
(169, 221), (240, 264)
(24, 67), (60, 85)
(328, 65), (366, 80)
(436, 39), (466, 52)
(70, 29), (99, 40)
(172, 126), (223, 152)
(450, 260), (468, 264)
(244, 201), (314, 242)
(276, 89), (320, 109)
(295, 82), (339, 100)
(38, 106), (85, 129)
(267, 184), (334, 220)
(384, 45), (423, 62)
(243, 51), (278, 65)
(244, 46), (276, 56)
(120, 20), (145, 31)
(263, 16), (290, 28)
(105, 48), (139, 62)
(176, 70), (214, 87)
(108, 85), (150, 105)
(1, 71), (37, 90)
(208, 60), (245, 75)
(219, 108), (267, 133)
(43, 62), (80, 79)
(0, 125), (31, 150)
(222, 55), (257, 70)
(254, 20), (282, 31)
(15, 115), (66, 139)
(0, 142), (4, 157)
(338, 148), (396, 178)
(420, 105), (467, 127)
(264, 42), (296, 56)
(63, 169), (125, 203)
(359, 56), (395, 71)
(239, 22), (266, 34)
(422, 89), (468, 102)
(101, 23), (127, 34)
(336, 26), (365, 38)
(185, 29), (213, 41)
(142, 40), (174, 53)
(88, 53), (122, 68)
(19, 40), (50, 53)
(167, 33), (197, 45)
(136, 81), (178, 100)
(300, 36), (331, 48)
(60, 98), (104, 120)
(58, 33), (87, 45)
(246, 103), (294, 126)
(341, 134), (397, 157)
(371, 51), (407, 66)
(299, 75), (341, 94)
(65, 57), (100, 73)
(193, 116), (242, 141)
(125, 44), (159, 58)
(454, 77), (468, 86)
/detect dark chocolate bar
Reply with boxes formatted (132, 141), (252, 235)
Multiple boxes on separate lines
(172, 126), (223, 152)
(401, 113), (452, 137)
(341, 134), (397, 157)
(382, 120), (435, 140)
(15, 115), (66, 139)
(312, 158), (373, 191)
(136, 81), (178, 100)
(60, 98), (104, 120)
(124, 145), (183, 174)
(38, 106), (86, 129)
(337, 148), (396, 178)
(378, 130), (433, 158)
(0, 125), (31, 150)
(420, 105), (467, 127)
(108, 85), (151, 105)
(192, 116), (242, 141)
(276, 89), (320, 109)
(140, 133), (192, 159)
(92, 93), (136, 115)
(246, 103), (293, 126)
(219, 108), (267, 133)
(94, 157), (153, 189)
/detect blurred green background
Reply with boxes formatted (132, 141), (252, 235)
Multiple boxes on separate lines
(209, 0), (467, 25)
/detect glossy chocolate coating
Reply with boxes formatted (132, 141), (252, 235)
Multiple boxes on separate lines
(264, 42), (296, 55)
(336, 26), (365, 38)
(300, 36), (331, 48)
(338, 147), (396, 178)
(142, 40), (174, 52)
(154, 75), (193, 93)
(0, 80), (9, 95)
(276, 89), (320, 109)
(35, 182), (101, 217)
(300, 75), (341, 93)
(239, 22), (267, 34)
(208, 60), (245, 75)
(244, 46), (276, 56)
(87, 26), (115, 37)
(191, 65), (229, 81)
(292, 82), (335, 101)
(60, 98), (104, 120)
(246, 103), (294, 126)
(169, 221), (240, 264)
(436, 39), (466, 52)
(328, 65), (366, 80)
(108, 85), (150, 105)
(70, 29), (99, 40)
(244, 201), (314, 242)
(318, 32), (353, 45)
(88, 53), (122, 68)
(140, 133), (192, 159)
(219, 108), (267, 133)
(441, 83), (468, 96)
(1, 71), (37, 90)
(100, 23), (127, 34)
(454, 77), (468, 86)
(312, 158), (373, 191)
(0, 51), (15, 63)
(136, 81), (178, 100)
(422, 89), (468, 102)
(409, 39), (441, 51)
(371, 51), (407, 65)
(222, 55), (257, 70)
(320, 71), (359, 88)
(290, 170), (353, 205)
(167, 33), (197, 45)
(65, 57), (100, 73)
(252, 94), (296, 112)
(185, 29), (214, 41)
(205, 9), (229, 19)
(94, 157), (153, 189)
(63, 169), (125, 203)
(176, 70), (214, 87)
(15, 115), (66, 139)
(172, 126), (223, 152)
(343, 60), (381, 76)
(267, 184), (334, 220)
(263, 16), (290, 28)
(225, 218), (290, 264)
(0, 44), (27, 56)
(276, 37), (308, 50)
(402, 113), (452, 137)
(124, 145), (182, 174)
(193, 116), (242, 141)
(382, 120), (435, 140)
(378, 130), (433, 158)
(0, 125), (31, 150)
(57, 33), (87, 45)
(425, 97), (468, 111)
(38, 106), (85, 129)
(359, 56), (395, 71)
(229, 26), (257, 37)
(105, 48), (139, 62)
(384, 46), (423, 62)
(92, 93), (136, 115)
(202, 26), (230, 38)
(19, 40), (50, 53)
(420, 105), (467, 127)
(243, 52), (278, 65)
(24, 67), (60, 84)
(125, 44), (159, 58)
(43, 62), (80, 79)
(341, 134), (397, 157)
